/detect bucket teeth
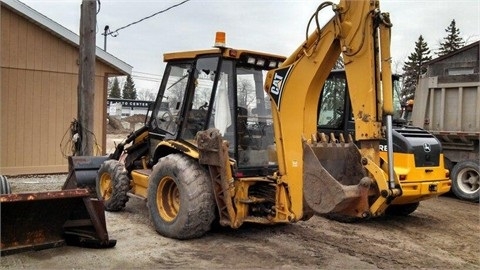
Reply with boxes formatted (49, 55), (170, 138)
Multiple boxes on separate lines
(329, 133), (337, 144)
(319, 132), (328, 143)
(314, 132), (352, 146)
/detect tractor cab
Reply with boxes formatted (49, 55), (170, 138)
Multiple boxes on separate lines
(317, 70), (404, 132)
(148, 45), (285, 177)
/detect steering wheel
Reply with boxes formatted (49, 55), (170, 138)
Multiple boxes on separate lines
(199, 102), (208, 111)
(157, 111), (174, 130)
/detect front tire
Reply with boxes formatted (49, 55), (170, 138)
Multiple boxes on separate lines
(147, 154), (215, 239)
(0, 175), (11, 194)
(96, 160), (131, 211)
(450, 160), (480, 202)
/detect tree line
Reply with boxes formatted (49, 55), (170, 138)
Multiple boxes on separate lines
(401, 19), (467, 99)
(108, 74), (137, 100)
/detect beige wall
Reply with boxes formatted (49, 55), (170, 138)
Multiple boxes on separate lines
(0, 7), (124, 175)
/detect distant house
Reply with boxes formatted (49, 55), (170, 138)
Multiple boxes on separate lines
(425, 41), (479, 84)
(0, 0), (133, 175)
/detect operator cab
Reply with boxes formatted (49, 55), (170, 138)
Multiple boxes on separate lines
(148, 47), (285, 176)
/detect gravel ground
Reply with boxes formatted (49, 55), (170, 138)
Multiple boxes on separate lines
(5, 174), (67, 192)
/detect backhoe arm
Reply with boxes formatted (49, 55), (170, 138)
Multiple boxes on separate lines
(265, 0), (398, 219)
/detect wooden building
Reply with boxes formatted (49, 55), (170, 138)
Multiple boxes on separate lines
(0, 0), (132, 175)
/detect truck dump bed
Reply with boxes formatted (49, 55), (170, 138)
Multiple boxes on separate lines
(413, 77), (480, 135)
(413, 77), (480, 157)
(413, 76), (479, 201)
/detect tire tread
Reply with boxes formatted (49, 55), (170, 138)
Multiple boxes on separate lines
(0, 175), (12, 195)
(148, 154), (215, 239)
(450, 160), (480, 202)
(96, 160), (130, 211)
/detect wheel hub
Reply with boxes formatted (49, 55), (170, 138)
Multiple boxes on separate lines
(458, 168), (480, 194)
(157, 176), (180, 222)
(99, 173), (113, 200)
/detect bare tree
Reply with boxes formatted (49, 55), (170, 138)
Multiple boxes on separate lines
(237, 78), (255, 108)
(136, 88), (157, 101)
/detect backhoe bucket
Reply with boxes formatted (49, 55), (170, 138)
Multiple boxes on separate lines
(303, 138), (372, 217)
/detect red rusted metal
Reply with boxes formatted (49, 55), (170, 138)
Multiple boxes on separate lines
(0, 189), (89, 202)
(1, 189), (115, 256)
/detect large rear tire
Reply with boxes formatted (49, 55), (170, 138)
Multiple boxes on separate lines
(450, 160), (480, 202)
(147, 154), (215, 239)
(96, 160), (131, 211)
(385, 202), (419, 216)
(0, 175), (11, 194)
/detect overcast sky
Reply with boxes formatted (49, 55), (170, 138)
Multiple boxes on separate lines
(18, 0), (480, 91)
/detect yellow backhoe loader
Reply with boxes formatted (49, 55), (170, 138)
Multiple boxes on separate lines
(68, 0), (450, 239)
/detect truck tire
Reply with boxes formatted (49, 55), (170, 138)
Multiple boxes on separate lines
(385, 202), (419, 216)
(96, 160), (131, 211)
(450, 160), (480, 202)
(0, 175), (12, 194)
(147, 154), (215, 239)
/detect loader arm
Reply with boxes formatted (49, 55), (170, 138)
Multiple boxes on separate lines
(265, 0), (399, 219)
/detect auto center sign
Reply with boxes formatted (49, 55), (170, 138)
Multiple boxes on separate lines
(107, 98), (153, 108)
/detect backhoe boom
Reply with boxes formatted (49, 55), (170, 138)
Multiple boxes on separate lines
(265, 0), (398, 219)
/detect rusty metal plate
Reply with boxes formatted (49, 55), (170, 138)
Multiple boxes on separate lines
(1, 189), (115, 256)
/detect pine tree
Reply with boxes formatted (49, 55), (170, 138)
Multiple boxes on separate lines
(437, 19), (464, 56)
(401, 35), (432, 97)
(122, 75), (137, 100)
(109, 77), (121, 98)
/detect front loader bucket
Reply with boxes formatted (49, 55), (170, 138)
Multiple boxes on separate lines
(1, 189), (116, 256)
(63, 156), (109, 192)
(303, 136), (372, 218)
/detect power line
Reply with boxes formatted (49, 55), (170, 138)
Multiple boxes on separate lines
(131, 75), (162, 83)
(103, 0), (190, 37)
(132, 71), (162, 77)
(132, 71), (163, 83)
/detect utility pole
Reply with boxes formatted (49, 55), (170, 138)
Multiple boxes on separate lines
(76, 0), (96, 156)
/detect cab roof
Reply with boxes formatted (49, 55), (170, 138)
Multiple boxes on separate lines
(163, 47), (286, 63)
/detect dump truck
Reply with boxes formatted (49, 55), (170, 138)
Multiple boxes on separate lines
(69, 0), (450, 240)
(413, 72), (479, 202)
